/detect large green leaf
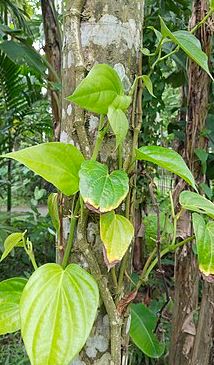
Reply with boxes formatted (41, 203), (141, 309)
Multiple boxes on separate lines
(20, 263), (99, 365)
(0, 277), (27, 335)
(79, 160), (129, 212)
(193, 213), (214, 276)
(160, 18), (212, 78)
(107, 106), (129, 148)
(130, 303), (165, 358)
(0, 232), (24, 262)
(136, 146), (196, 190)
(100, 211), (134, 267)
(180, 191), (214, 218)
(67, 64), (126, 114)
(1, 143), (84, 196)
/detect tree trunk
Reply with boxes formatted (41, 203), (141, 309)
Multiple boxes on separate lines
(41, 0), (62, 141)
(61, 1), (144, 364)
(169, 1), (212, 364)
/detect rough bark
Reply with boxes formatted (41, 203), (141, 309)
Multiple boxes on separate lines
(41, 0), (62, 140)
(61, 1), (144, 364)
(169, 1), (212, 364)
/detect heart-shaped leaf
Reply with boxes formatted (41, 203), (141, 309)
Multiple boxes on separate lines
(136, 146), (196, 190)
(0, 143), (84, 196)
(20, 263), (99, 365)
(0, 277), (27, 335)
(130, 303), (165, 358)
(160, 18), (212, 78)
(193, 213), (214, 277)
(0, 232), (24, 262)
(107, 106), (129, 148)
(100, 211), (134, 268)
(67, 64), (127, 114)
(79, 160), (129, 213)
(180, 191), (214, 218)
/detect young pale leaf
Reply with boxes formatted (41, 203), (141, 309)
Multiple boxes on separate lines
(20, 263), (99, 365)
(130, 303), (165, 358)
(67, 64), (125, 114)
(48, 193), (60, 234)
(0, 143), (84, 196)
(107, 106), (129, 148)
(180, 191), (214, 218)
(136, 146), (196, 190)
(100, 211), (134, 268)
(142, 75), (155, 97)
(160, 18), (212, 78)
(0, 232), (24, 262)
(193, 213), (214, 277)
(79, 160), (129, 213)
(0, 277), (27, 334)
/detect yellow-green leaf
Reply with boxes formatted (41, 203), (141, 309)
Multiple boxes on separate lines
(0, 143), (84, 196)
(0, 232), (24, 262)
(180, 191), (214, 219)
(0, 277), (27, 334)
(107, 106), (129, 148)
(20, 263), (99, 365)
(79, 160), (129, 213)
(193, 213), (214, 276)
(100, 211), (134, 267)
(136, 146), (197, 190)
(67, 64), (125, 114)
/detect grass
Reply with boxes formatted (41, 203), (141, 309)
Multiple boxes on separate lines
(0, 332), (29, 365)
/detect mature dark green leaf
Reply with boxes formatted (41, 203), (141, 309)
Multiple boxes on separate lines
(0, 232), (24, 262)
(193, 213), (214, 276)
(160, 18), (212, 78)
(136, 146), (196, 190)
(67, 64), (128, 114)
(195, 148), (208, 175)
(130, 303), (165, 358)
(1, 143), (84, 196)
(100, 211), (134, 267)
(79, 160), (129, 212)
(180, 191), (214, 218)
(0, 277), (27, 334)
(0, 40), (47, 76)
(20, 263), (99, 365)
(107, 106), (128, 148)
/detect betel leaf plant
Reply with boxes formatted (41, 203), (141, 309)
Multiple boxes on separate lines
(0, 12), (213, 365)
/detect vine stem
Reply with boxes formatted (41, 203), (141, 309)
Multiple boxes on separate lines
(23, 238), (38, 271)
(191, 8), (213, 34)
(61, 196), (80, 269)
(136, 235), (195, 290)
(91, 114), (109, 161)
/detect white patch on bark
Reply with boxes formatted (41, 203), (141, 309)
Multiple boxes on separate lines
(81, 15), (140, 51)
(63, 217), (70, 240)
(60, 130), (75, 145)
(62, 109), (66, 120)
(68, 50), (74, 68)
(85, 314), (110, 358)
(67, 104), (72, 116)
(88, 115), (99, 134)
